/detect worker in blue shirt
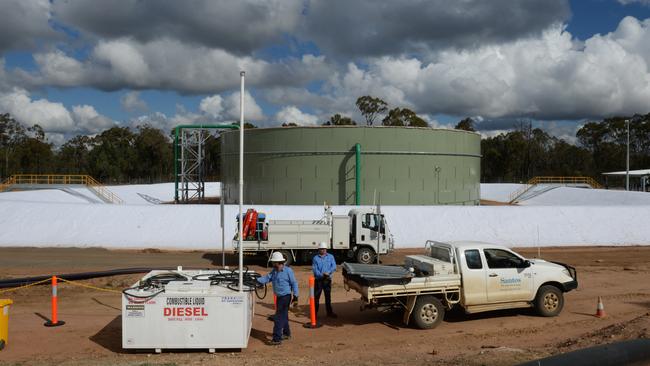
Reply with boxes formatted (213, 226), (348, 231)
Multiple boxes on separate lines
(312, 242), (337, 318)
(257, 251), (299, 345)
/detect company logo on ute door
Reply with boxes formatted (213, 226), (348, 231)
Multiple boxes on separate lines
(500, 277), (522, 286)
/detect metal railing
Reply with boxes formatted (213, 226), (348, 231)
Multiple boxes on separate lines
(0, 175), (16, 193)
(508, 176), (603, 203)
(0, 174), (123, 204)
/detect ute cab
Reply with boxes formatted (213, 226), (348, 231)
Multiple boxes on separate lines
(440, 241), (577, 315)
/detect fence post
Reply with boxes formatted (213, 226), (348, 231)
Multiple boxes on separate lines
(303, 276), (321, 329)
(44, 276), (65, 327)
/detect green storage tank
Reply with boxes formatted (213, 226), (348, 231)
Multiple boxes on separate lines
(221, 126), (480, 205)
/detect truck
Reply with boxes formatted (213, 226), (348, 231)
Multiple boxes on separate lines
(342, 240), (578, 329)
(232, 206), (394, 265)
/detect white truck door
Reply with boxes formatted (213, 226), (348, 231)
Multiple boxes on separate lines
(459, 248), (488, 305)
(483, 248), (534, 302)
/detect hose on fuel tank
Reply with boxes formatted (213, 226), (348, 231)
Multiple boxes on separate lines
(192, 267), (267, 299)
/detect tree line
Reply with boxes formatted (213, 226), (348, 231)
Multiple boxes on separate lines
(0, 113), (175, 183)
(2, 103), (650, 187)
(456, 116), (650, 185)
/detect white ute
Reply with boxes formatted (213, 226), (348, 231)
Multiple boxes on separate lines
(342, 240), (578, 329)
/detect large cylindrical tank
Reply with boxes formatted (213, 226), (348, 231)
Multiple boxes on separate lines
(221, 126), (480, 205)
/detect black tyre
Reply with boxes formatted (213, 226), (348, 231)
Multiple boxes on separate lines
(411, 296), (445, 329)
(534, 285), (564, 317)
(356, 247), (376, 264)
(299, 250), (317, 264)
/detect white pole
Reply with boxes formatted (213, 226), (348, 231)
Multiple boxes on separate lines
(221, 180), (225, 267)
(626, 119), (630, 191)
(238, 71), (245, 292)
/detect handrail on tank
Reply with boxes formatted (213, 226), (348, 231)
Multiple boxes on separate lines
(355, 143), (361, 205)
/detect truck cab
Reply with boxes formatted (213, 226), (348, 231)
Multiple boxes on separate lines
(349, 208), (394, 264)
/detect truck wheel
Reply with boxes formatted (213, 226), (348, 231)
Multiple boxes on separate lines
(277, 250), (293, 266)
(356, 247), (376, 264)
(299, 250), (315, 264)
(411, 296), (445, 329)
(534, 285), (564, 317)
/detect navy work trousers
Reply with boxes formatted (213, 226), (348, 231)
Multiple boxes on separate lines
(314, 278), (333, 315)
(273, 294), (291, 342)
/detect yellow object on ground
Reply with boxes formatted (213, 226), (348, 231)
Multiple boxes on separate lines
(0, 299), (13, 350)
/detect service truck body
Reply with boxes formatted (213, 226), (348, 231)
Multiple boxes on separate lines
(343, 240), (577, 329)
(233, 206), (394, 264)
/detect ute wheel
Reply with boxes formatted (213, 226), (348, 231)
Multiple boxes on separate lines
(356, 247), (376, 264)
(411, 296), (445, 329)
(534, 285), (564, 317)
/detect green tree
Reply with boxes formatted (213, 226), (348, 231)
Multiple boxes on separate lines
(356, 96), (388, 126)
(133, 125), (172, 183)
(455, 117), (476, 131)
(88, 127), (137, 183)
(57, 135), (91, 174)
(12, 125), (53, 174)
(0, 113), (26, 179)
(382, 108), (428, 127)
(323, 114), (356, 126)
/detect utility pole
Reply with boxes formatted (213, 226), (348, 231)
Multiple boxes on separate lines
(238, 71), (245, 292)
(626, 118), (630, 191)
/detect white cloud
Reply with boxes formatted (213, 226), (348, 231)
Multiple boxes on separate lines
(0, 88), (115, 134)
(304, 17), (650, 121)
(120, 91), (148, 113)
(303, 0), (569, 57)
(71, 104), (115, 132)
(222, 91), (265, 121)
(133, 91), (264, 131)
(52, 0), (303, 54)
(275, 106), (320, 126)
(0, 88), (74, 132)
(45, 132), (66, 146)
(23, 38), (330, 94)
(199, 95), (223, 118)
(618, 0), (650, 5)
(0, 0), (57, 52)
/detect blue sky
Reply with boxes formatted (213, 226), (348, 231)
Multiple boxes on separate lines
(1, 0), (650, 143)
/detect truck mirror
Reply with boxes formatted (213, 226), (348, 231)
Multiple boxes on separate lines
(522, 260), (531, 268)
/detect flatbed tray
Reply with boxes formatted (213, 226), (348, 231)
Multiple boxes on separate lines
(342, 262), (413, 287)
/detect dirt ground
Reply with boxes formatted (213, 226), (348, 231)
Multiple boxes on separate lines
(0, 246), (649, 366)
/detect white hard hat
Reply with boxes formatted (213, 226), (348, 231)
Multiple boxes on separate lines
(270, 252), (286, 262)
(318, 242), (328, 249)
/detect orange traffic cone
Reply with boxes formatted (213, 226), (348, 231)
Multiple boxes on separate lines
(595, 296), (606, 318)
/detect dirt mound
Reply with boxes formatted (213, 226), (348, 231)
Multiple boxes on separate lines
(555, 313), (650, 352)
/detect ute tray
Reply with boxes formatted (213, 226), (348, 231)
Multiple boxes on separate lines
(342, 262), (413, 287)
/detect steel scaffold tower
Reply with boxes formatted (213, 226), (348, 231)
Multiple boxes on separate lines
(173, 124), (238, 203)
(178, 129), (208, 202)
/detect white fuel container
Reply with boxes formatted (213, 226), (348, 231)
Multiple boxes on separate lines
(122, 269), (256, 353)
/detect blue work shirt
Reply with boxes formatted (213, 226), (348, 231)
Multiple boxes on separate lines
(312, 253), (336, 279)
(257, 266), (299, 297)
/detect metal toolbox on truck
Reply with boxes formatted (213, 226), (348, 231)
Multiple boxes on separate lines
(404, 255), (455, 276)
